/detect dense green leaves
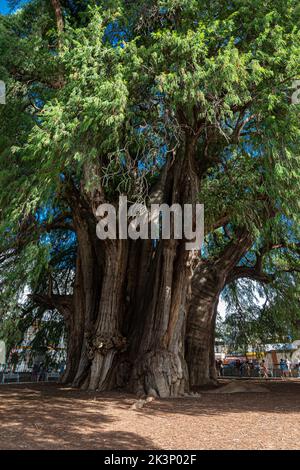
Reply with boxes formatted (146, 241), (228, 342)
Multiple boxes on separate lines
(0, 0), (299, 355)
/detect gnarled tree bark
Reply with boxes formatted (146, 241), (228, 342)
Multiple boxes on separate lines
(186, 229), (252, 389)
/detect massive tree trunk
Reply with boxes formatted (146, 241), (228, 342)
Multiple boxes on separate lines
(128, 140), (200, 397)
(85, 240), (128, 390)
(57, 146), (255, 396)
(186, 230), (252, 389)
(61, 253), (85, 384)
(185, 262), (225, 388)
(56, 180), (103, 387)
(30, 273), (85, 385)
(70, 214), (102, 388)
(129, 239), (191, 397)
(45, 179), (252, 397)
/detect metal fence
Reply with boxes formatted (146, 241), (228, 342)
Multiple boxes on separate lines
(222, 366), (300, 378)
(0, 371), (61, 384)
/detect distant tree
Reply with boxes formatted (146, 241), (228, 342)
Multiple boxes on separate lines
(219, 274), (300, 354)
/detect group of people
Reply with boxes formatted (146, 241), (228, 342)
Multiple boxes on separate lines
(31, 362), (47, 382)
(215, 359), (257, 378)
(215, 357), (300, 378)
(279, 358), (300, 378)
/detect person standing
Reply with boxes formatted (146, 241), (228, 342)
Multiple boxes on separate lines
(216, 359), (224, 377)
(31, 363), (40, 382)
(38, 363), (46, 382)
(260, 360), (268, 379)
(219, 360), (224, 377)
(286, 358), (292, 378)
(279, 358), (286, 379)
(244, 361), (251, 377)
(249, 361), (254, 377)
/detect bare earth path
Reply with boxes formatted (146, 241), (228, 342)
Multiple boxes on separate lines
(0, 380), (299, 450)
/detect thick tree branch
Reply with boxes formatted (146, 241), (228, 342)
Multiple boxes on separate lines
(227, 266), (273, 284)
(51, 0), (64, 36)
(30, 293), (73, 319)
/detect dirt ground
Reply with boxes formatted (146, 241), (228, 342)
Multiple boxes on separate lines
(0, 379), (299, 450)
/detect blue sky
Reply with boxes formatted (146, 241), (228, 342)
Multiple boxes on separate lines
(0, 0), (28, 14)
(0, 1), (13, 14)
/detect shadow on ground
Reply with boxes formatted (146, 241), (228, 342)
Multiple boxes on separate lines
(0, 380), (299, 450)
(0, 384), (156, 450)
